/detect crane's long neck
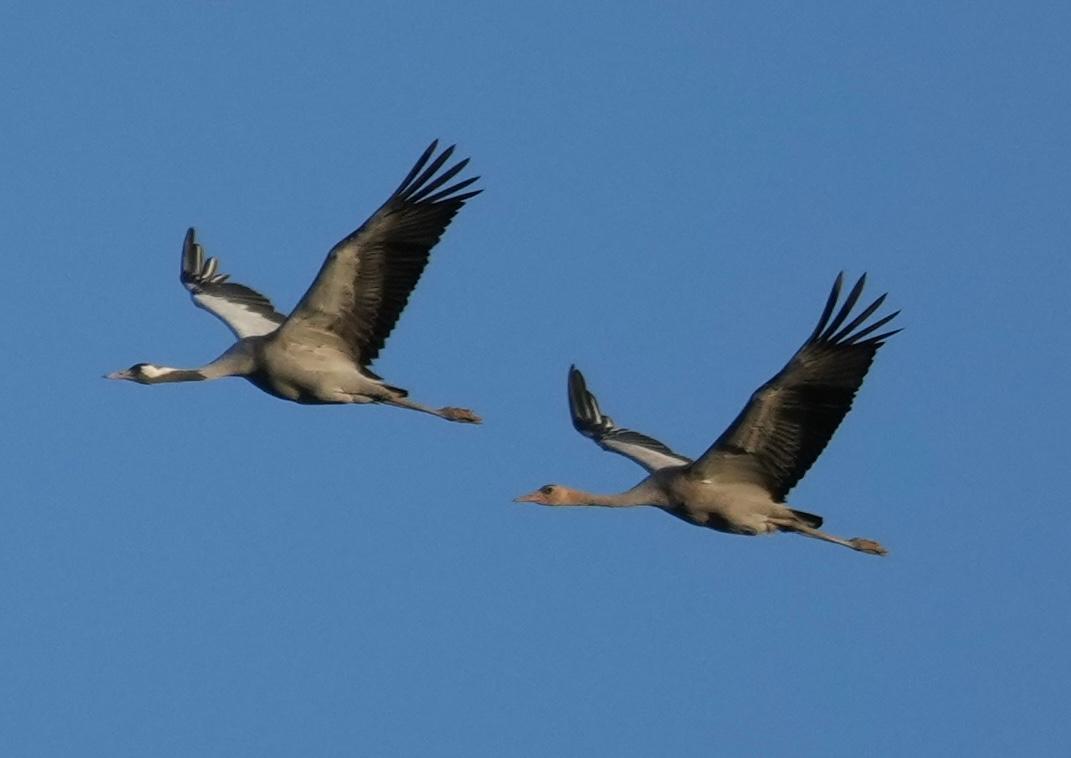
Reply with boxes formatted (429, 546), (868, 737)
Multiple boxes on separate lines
(560, 482), (665, 508)
(142, 345), (255, 383)
(141, 366), (213, 383)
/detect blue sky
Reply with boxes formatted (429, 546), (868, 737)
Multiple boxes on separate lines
(2, 2), (1069, 755)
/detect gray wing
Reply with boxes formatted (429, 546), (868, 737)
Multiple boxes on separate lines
(180, 228), (286, 339)
(276, 141), (480, 367)
(688, 273), (900, 501)
(569, 365), (692, 473)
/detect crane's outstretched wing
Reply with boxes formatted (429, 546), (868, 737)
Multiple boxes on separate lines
(569, 365), (692, 473)
(688, 273), (899, 501)
(277, 141), (480, 367)
(180, 228), (286, 339)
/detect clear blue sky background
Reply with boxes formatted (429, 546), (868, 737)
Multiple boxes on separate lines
(2, 2), (1069, 756)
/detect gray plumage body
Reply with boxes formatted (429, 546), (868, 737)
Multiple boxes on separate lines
(196, 337), (386, 405)
(643, 470), (795, 535)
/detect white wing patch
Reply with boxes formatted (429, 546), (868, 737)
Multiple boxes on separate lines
(601, 436), (692, 473)
(190, 291), (285, 339)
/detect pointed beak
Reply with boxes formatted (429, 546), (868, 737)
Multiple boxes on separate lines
(514, 492), (540, 504)
(105, 370), (131, 380)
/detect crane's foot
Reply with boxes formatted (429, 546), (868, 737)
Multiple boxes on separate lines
(439, 407), (482, 424)
(849, 538), (888, 556)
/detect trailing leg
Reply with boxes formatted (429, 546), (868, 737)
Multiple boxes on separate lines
(769, 517), (887, 556)
(381, 396), (482, 423)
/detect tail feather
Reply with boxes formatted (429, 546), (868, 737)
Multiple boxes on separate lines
(790, 509), (823, 528)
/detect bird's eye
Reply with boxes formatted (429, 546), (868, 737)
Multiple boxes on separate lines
(540, 485), (554, 495)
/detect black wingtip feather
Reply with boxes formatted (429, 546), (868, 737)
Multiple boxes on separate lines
(422, 176), (482, 205)
(180, 227), (204, 284)
(830, 292), (887, 343)
(410, 157), (470, 202)
(846, 310), (900, 344)
(387, 143), (480, 208)
(390, 140), (439, 198)
(809, 272), (844, 342)
(438, 187), (483, 204)
(404, 145), (455, 198)
(820, 274), (867, 341)
(806, 273), (900, 347)
(864, 326), (903, 345)
(568, 366), (604, 437)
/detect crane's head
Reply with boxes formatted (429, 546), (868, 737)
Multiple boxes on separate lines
(105, 363), (165, 384)
(514, 484), (573, 506)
